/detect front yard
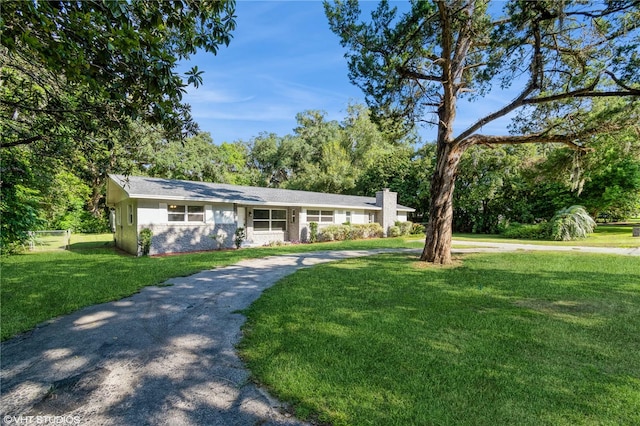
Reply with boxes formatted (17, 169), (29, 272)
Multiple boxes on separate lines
(239, 252), (640, 425)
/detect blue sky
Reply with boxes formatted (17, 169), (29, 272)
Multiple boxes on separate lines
(180, 1), (514, 144)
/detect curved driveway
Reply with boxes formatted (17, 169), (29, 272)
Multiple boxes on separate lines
(1, 249), (412, 426)
(1, 243), (636, 425)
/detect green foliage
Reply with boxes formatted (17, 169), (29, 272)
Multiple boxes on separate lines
(234, 227), (246, 249)
(550, 206), (597, 241)
(454, 145), (537, 233)
(318, 223), (384, 242)
(0, 149), (44, 253)
(500, 223), (549, 240)
(394, 221), (413, 236)
(410, 223), (426, 235)
(309, 222), (319, 243)
(138, 228), (153, 256)
(39, 171), (91, 231)
(1, 0), (237, 146)
(387, 225), (401, 238)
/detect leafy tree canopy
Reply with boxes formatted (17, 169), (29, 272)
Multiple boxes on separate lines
(1, 0), (236, 148)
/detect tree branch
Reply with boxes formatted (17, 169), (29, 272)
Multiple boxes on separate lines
(396, 67), (443, 82)
(1, 135), (44, 148)
(465, 133), (591, 151)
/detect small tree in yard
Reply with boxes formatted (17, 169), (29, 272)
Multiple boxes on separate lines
(550, 205), (596, 241)
(326, 0), (640, 264)
(234, 227), (246, 249)
(138, 228), (153, 256)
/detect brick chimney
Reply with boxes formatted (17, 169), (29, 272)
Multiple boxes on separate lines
(375, 188), (397, 237)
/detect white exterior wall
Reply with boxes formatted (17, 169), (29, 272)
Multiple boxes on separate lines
(397, 212), (408, 222)
(138, 200), (168, 225)
(137, 201), (236, 226)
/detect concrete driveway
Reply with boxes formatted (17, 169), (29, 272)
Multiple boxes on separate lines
(1, 249), (413, 426)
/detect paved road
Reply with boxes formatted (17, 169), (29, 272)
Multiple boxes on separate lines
(1, 243), (636, 426)
(0, 249), (413, 426)
(451, 240), (640, 256)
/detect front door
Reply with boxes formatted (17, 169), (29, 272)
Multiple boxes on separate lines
(237, 206), (246, 228)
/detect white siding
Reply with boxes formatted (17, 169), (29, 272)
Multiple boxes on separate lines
(212, 203), (235, 224)
(397, 212), (408, 222)
(350, 210), (368, 224)
(138, 201), (167, 225)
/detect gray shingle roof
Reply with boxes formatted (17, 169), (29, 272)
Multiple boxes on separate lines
(109, 175), (415, 212)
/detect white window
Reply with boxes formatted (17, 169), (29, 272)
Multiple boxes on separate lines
(127, 204), (134, 225)
(345, 211), (352, 223)
(168, 205), (205, 222)
(307, 210), (334, 223)
(253, 209), (287, 231)
(368, 212), (376, 223)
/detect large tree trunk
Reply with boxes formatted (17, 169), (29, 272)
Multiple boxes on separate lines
(421, 140), (466, 264)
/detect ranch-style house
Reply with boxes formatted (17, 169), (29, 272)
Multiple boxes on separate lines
(106, 174), (415, 256)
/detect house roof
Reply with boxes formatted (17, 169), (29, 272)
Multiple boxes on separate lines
(108, 175), (415, 212)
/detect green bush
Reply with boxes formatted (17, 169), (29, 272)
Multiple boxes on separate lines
(234, 227), (246, 248)
(388, 225), (401, 237)
(358, 223), (383, 239)
(138, 228), (153, 256)
(394, 221), (413, 236)
(410, 223), (426, 235)
(500, 223), (548, 240)
(317, 223), (384, 242)
(309, 222), (318, 243)
(550, 205), (596, 241)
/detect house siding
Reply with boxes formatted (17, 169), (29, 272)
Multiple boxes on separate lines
(144, 223), (236, 255)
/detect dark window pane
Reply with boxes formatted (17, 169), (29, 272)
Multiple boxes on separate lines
(272, 221), (287, 231)
(188, 214), (204, 222)
(168, 214), (184, 222)
(272, 210), (286, 219)
(168, 205), (185, 213)
(321, 210), (333, 216)
(307, 210), (319, 216)
(188, 205), (204, 213)
(254, 220), (270, 229)
(254, 209), (269, 219)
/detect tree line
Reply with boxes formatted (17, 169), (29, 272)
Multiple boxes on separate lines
(2, 100), (638, 252)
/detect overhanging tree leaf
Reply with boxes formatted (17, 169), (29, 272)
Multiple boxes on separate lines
(0, 0), (236, 147)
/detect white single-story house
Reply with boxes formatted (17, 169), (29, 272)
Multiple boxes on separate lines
(106, 174), (415, 256)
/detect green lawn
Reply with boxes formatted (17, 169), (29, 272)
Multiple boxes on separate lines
(239, 252), (640, 425)
(452, 224), (640, 248)
(0, 235), (421, 341)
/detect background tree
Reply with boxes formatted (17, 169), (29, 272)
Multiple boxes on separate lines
(326, 0), (640, 263)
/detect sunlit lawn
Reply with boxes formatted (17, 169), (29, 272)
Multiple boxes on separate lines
(0, 235), (421, 341)
(451, 224), (640, 248)
(239, 252), (640, 425)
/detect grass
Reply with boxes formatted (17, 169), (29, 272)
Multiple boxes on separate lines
(452, 224), (640, 248)
(239, 252), (640, 425)
(0, 234), (421, 341)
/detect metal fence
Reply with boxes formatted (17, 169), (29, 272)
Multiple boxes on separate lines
(27, 230), (71, 252)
